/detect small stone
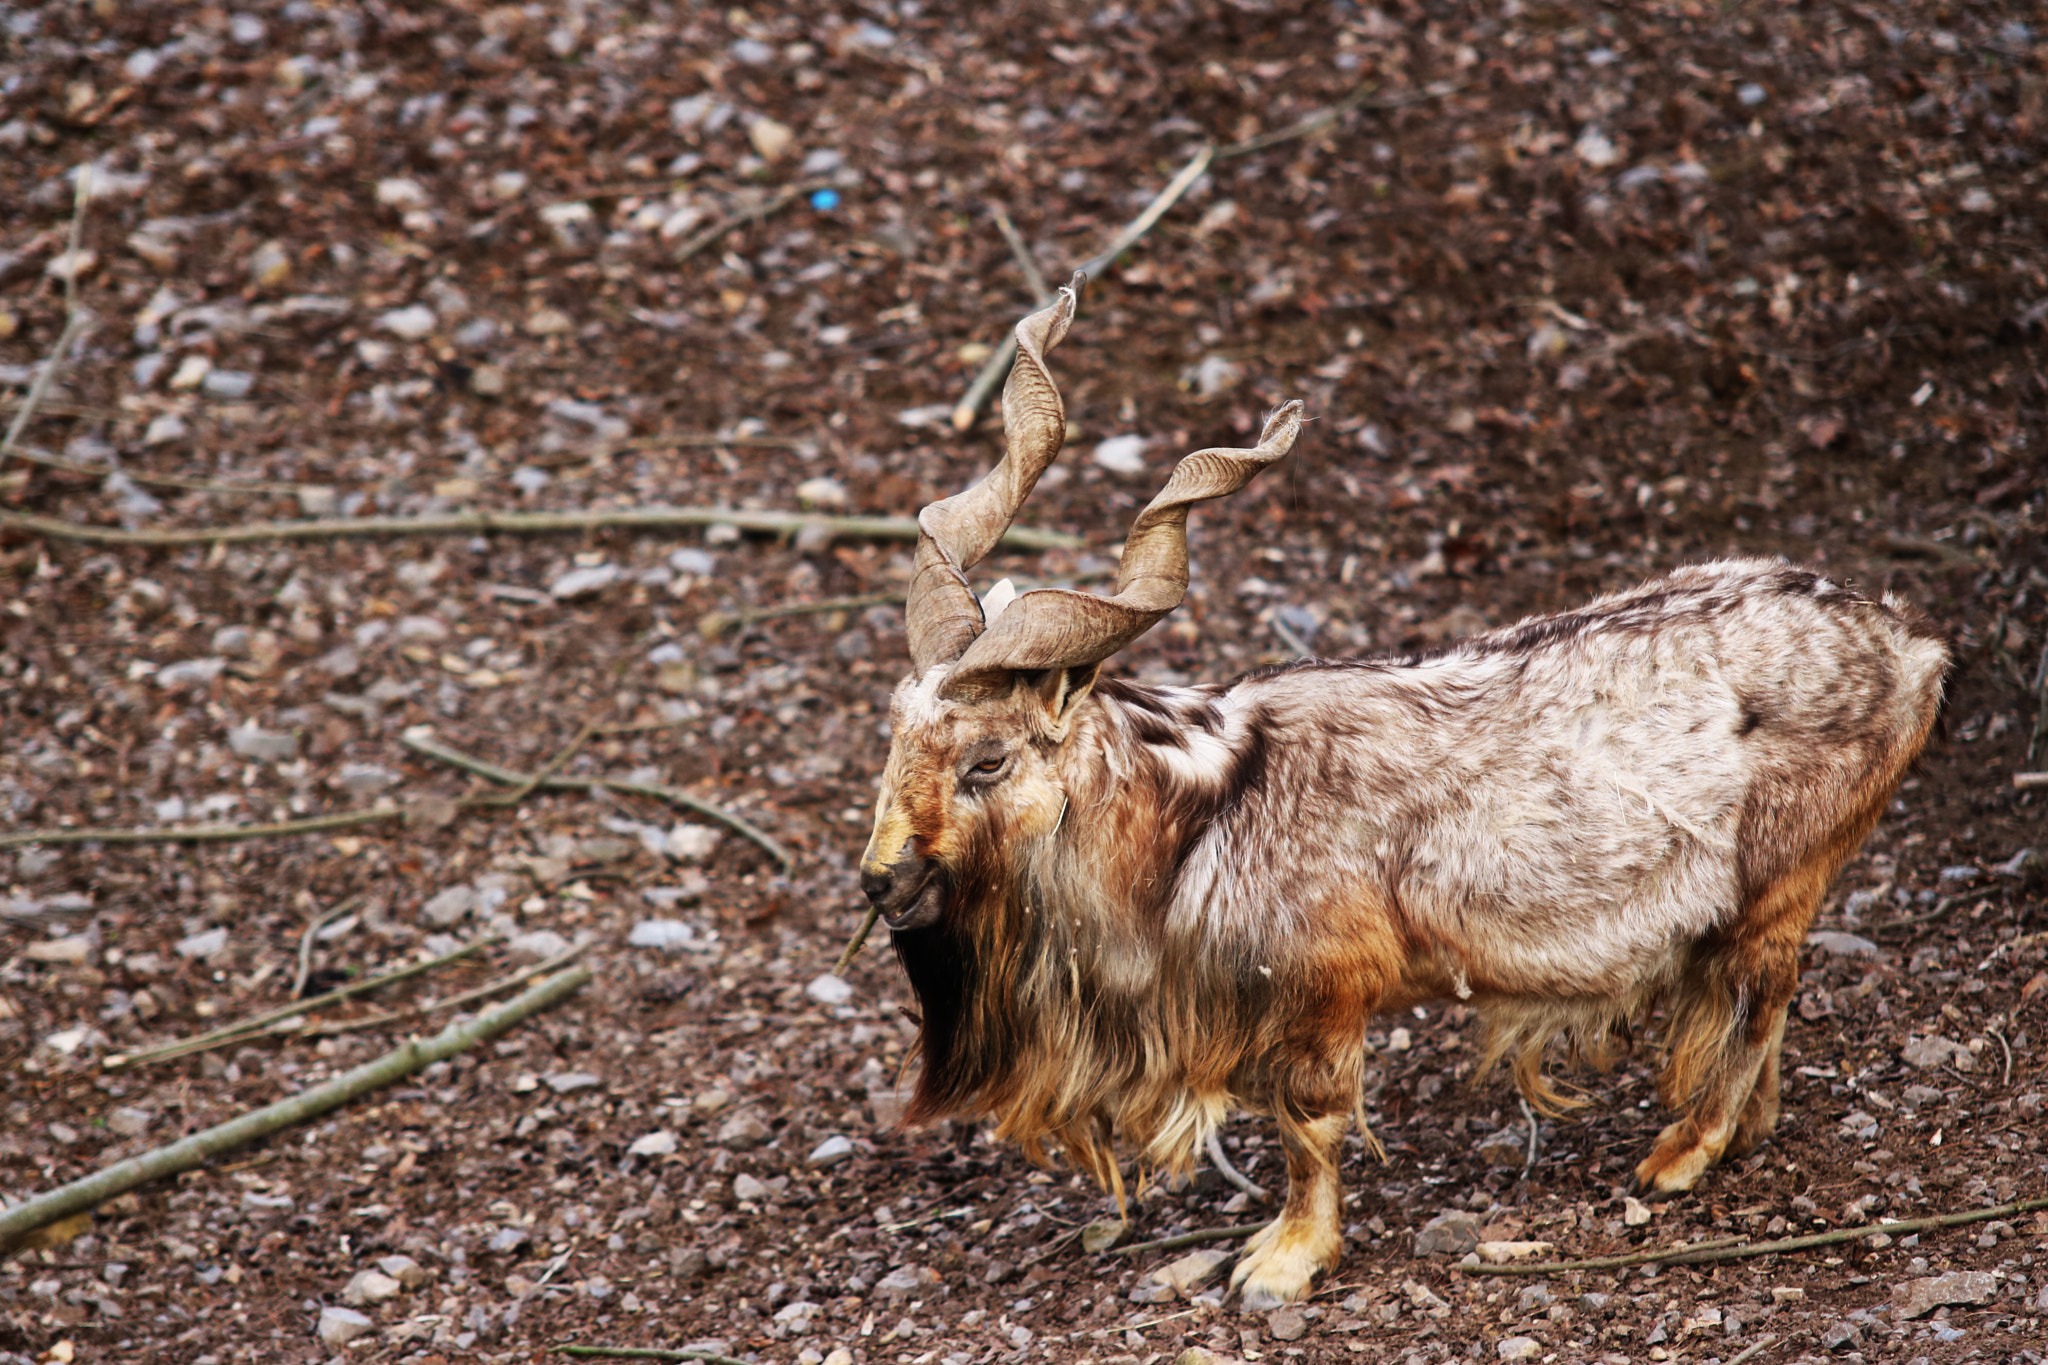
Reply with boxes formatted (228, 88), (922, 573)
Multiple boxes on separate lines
(317, 1305), (375, 1346)
(487, 1226), (531, 1254)
(808, 1135), (854, 1167)
(155, 657), (226, 689)
(1475, 1126), (1527, 1167)
(1414, 1210), (1483, 1256)
(227, 725), (298, 762)
(1155, 1248), (1232, 1294)
(773, 1299), (820, 1325)
(748, 116), (794, 161)
(1475, 1241), (1555, 1264)
(1497, 1337), (1542, 1361)
(343, 1269), (403, 1306)
(1892, 1270), (1998, 1319)
(629, 1130), (678, 1157)
(1818, 1319), (1861, 1351)
(1902, 1035), (1972, 1070)
(1092, 434), (1149, 475)
(375, 177), (428, 208)
(795, 476), (848, 509)
(469, 362), (508, 396)
(249, 239), (291, 289)
(1081, 1218), (1129, 1253)
(242, 1191), (294, 1215)
(335, 763), (400, 796)
(201, 369), (254, 399)
(628, 919), (704, 952)
(732, 1172), (770, 1202)
(375, 1255), (427, 1288)
(420, 884), (476, 928)
(175, 927), (227, 959)
(506, 930), (570, 963)
(378, 304), (437, 340)
(1265, 1306), (1309, 1341)
(664, 823), (721, 862)
(715, 1111), (771, 1150)
(24, 936), (92, 965)
(805, 974), (854, 1006)
(873, 1265), (938, 1302)
(543, 1071), (601, 1094)
(550, 565), (620, 599)
(1806, 931), (1879, 957)
(106, 1106), (152, 1137)
(1623, 1196), (1654, 1226)
(526, 305), (574, 335)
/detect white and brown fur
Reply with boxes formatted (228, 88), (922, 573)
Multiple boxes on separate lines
(863, 557), (1948, 1306)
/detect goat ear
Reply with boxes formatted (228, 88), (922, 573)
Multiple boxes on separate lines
(1023, 663), (1099, 728)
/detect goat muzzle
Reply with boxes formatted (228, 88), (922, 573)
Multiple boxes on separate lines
(861, 843), (943, 931)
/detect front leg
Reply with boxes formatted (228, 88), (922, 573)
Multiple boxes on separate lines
(1230, 1111), (1348, 1309)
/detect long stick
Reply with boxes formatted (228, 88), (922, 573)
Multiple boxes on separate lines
(1458, 1194), (2048, 1277)
(0, 505), (1079, 551)
(698, 590), (903, 638)
(951, 144), (1213, 432)
(0, 804), (403, 850)
(990, 203), (1055, 307)
(1113, 1220), (1270, 1258)
(833, 904), (884, 975)
(8, 443), (304, 496)
(0, 964), (591, 1250)
(302, 942), (590, 1038)
(104, 933), (506, 1071)
(1, 168), (95, 466)
(553, 1347), (753, 1365)
(673, 178), (831, 266)
(398, 729), (795, 872)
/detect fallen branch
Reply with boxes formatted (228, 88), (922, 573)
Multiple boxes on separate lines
(1722, 1335), (1779, 1365)
(1, 168), (95, 467)
(474, 718), (601, 810)
(2014, 771), (2047, 791)
(104, 933), (505, 1071)
(949, 79), (1466, 431)
(292, 899), (361, 1000)
(673, 178), (831, 266)
(0, 804), (403, 850)
(0, 963), (591, 1251)
(553, 1347), (753, 1365)
(1456, 1194), (2048, 1277)
(952, 147), (1213, 431)
(9, 443), (304, 496)
(304, 942), (590, 1039)
(399, 728), (795, 873)
(990, 202), (1055, 307)
(0, 504), (1079, 551)
(698, 590), (902, 638)
(1205, 1131), (1270, 1203)
(833, 903), (884, 976)
(1113, 1220), (1270, 1259)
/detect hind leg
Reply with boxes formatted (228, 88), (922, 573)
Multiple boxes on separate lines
(1634, 863), (1822, 1195)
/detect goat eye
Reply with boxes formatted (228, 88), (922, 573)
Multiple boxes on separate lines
(968, 757), (1005, 776)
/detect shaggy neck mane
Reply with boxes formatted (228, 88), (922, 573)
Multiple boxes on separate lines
(891, 674), (1275, 1186)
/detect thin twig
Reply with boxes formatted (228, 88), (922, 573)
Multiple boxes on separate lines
(0, 504), (1078, 550)
(948, 79), (1466, 432)
(1, 168), (95, 467)
(952, 144), (1214, 431)
(0, 804), (404, 850)
(293, 899), (360, 1000)
(1205, 1131), (1270, 1202)
(699, 591), (903, 637)
(833, 904), (884, 976)
(0, 965), (590, 1250)
(553, 1348), (754, 1365)
(1519, 1096), (1542, 1182)
(1722, 1334), (1779, 1365)
(1113, 1220), (1270, 1258)
(302, 942), (591, 1039)
(990, 203), (1055, 306)
(103, 933), (506, 1071)
(1458, 1194), (2048, 1276)
(474, 718), (602, 809)
(399, 728), (795, 872)
(673, 178), (831, 265)
(8, 443), (305, 496)
(2014, 771), (2048, 791)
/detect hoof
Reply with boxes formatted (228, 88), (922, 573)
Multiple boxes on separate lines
(1229, 1221), (1336, 1310)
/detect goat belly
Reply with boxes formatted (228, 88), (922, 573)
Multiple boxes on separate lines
(1170, 559), (1946, 1007)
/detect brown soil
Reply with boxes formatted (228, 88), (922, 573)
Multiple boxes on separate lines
(2, 3), (2044, 1364)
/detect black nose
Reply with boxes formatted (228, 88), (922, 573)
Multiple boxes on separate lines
(861, 843), (940, 929)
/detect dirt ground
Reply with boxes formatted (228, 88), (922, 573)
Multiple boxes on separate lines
(2, 2), (2045, 1364)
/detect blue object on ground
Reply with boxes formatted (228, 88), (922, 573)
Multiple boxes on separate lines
(810, 188), (841, 211)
